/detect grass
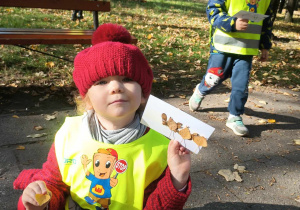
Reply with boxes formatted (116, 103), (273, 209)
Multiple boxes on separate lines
(0, 0), (299, 98)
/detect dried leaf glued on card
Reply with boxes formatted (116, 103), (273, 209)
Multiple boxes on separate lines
(168, 117), (178, 132)
(162, 113), (167, 125)
(179, 127), (192, 140)
(192, 135), (207, 147)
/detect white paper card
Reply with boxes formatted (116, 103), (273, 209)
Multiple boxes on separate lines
(141, 95), (215, 154)
(233, 10), (269, 22)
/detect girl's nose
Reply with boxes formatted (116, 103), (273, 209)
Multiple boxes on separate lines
(110, 81), (124, 94)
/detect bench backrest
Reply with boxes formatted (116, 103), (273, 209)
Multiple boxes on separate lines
(0, 0), (110, 11)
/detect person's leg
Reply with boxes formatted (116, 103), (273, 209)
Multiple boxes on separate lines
(226, 55), (253, 136)
(78, 10), (83, 19)
(189, 53), (232, 111)
(71, 10), (77, 21)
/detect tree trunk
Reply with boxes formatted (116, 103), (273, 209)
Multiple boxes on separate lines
(285, 0), (297, 22)
(279, 0), (286, 13)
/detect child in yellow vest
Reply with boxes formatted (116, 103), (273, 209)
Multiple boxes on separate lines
(189, 0), (273, 136)
(14, 23), (191, 210)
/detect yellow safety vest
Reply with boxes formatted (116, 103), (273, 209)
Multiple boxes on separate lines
(55, 116), (169, 210)
(213, 0), (270, 55)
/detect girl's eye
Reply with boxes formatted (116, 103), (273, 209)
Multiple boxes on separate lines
(123, 77), (133, 82)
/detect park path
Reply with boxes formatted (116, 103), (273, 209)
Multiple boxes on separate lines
(0, 85), (299, 209)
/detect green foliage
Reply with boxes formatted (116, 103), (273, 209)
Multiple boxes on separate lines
(0, 0), (299, 97)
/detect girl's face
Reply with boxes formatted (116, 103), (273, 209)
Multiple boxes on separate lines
(86, 76), (146, 129)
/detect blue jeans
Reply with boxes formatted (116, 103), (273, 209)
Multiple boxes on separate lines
(198, 53), (253, 116)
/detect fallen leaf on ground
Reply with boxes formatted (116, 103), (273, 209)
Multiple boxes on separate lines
(218, 169), (235, 181)
(16, 145), (25, 150)
(34, 126), (44, 131)
(233, 171), (243, 182)
(45, 62), (55, 68)
(179, 95), (186, 99)
(12, 115), (19, 118)
(234, 164), (246, 173)
(293, 139), (300, 145)
(267, 119), (276, 124)
(269, 177), (276, 186)
(259, 100), (267, 105)
(258, 119), (268, 124)
(254, 104), (264, 108)
(44, 115), (56, 121)
(27, 133), (47, 138)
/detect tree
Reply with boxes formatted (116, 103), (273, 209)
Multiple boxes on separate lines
(270, 0), (281, 22)
(285, 0), (297, 22)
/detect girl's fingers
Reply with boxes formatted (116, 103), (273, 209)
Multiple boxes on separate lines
(36, 181), (48, 194)
(23, 188), (39, 206)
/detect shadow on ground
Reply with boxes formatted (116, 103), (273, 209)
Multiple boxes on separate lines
(186, 202), (299, 210)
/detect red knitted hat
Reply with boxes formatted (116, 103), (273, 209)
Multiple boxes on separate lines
(73, 23), (153, 98)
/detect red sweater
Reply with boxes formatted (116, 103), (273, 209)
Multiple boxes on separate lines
(14, 143), (191, 210)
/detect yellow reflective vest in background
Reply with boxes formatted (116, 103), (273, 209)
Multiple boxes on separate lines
(213, 0), (271, 55)
(55, 116), (169, 210)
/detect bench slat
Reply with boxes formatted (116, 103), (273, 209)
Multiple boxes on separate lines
(0, 0), (110, 12)
(0, 28), (138, 45)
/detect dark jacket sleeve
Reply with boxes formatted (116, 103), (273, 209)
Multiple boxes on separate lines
(143, 167), (191, 210)
(14, 143), (69, 210)
(259, 4), (273, 50)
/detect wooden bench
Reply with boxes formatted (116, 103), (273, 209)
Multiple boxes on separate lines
(0, 0), (137, 45)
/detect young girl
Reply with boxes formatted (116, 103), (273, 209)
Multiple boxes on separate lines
(14, 23), (192, 210)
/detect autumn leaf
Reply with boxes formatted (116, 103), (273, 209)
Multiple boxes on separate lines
(16, 145), (25, 150)
(179, 127), (192, 140)
(45, 62), (55, 68)
(179, 95), (186, 99)
(192, 135), (207, 147)
(34, 126), (44, 131)
(258, 119), (268, 124)
(167, 117), (178, 132)
(293, 139), (300, 145)
(259, 100), (267, 105)
(44, 115), (56, 121)
(27, 133), (47, 138)
(267, 119), (276, 124)
(12, 115), (19, 118)
(35, 189), (51, 206)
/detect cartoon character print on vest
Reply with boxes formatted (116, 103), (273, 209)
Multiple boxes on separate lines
(81, 148), (127, 210)
(204, 67), (224, 88)
(246, 0), (259, 13)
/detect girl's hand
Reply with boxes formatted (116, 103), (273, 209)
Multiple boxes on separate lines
(22, 181), (50, 210)
(167, 140), (191, 191)
(235, 18), (249, 31)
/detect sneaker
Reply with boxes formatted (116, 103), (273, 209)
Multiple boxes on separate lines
(226, 116), (249, 136)
(189, 84), (204, 111)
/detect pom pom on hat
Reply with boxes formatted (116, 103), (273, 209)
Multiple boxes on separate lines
(73, 23), (153, 98)
(92, 23), (132, 45)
